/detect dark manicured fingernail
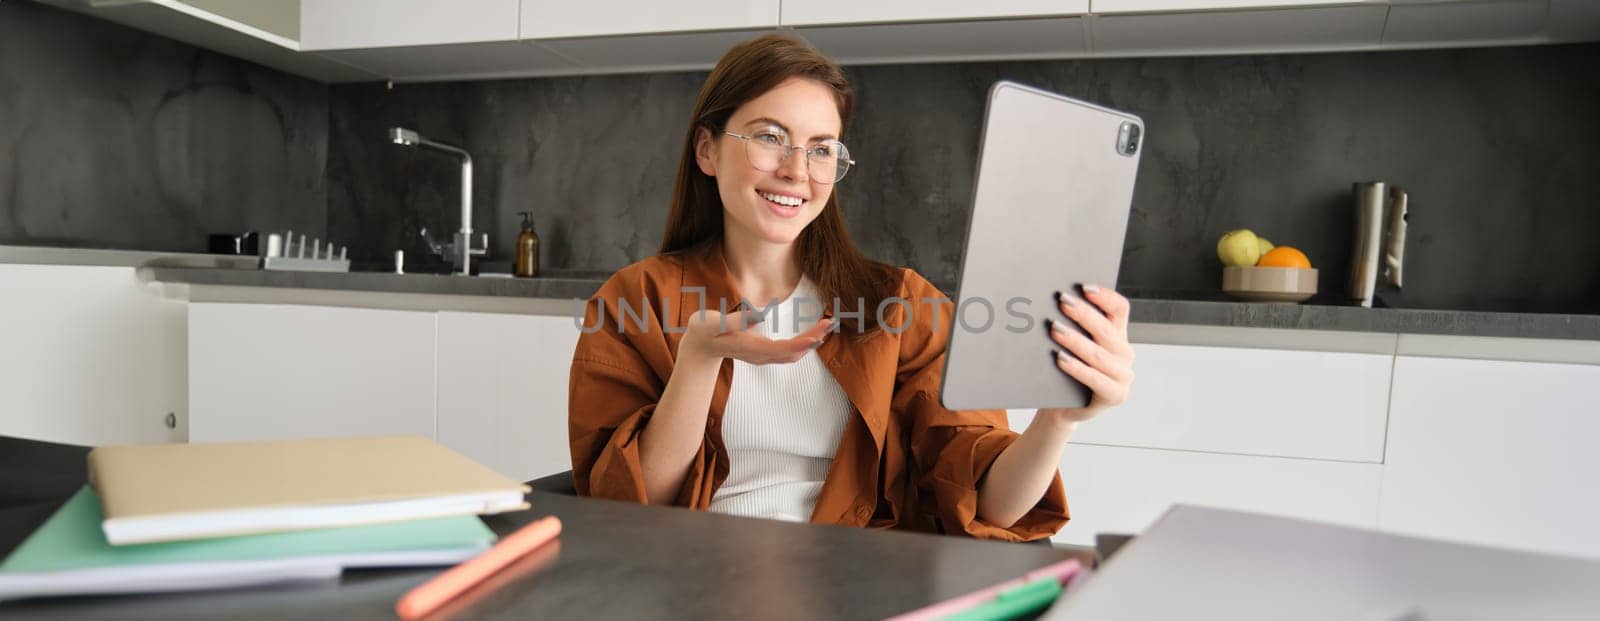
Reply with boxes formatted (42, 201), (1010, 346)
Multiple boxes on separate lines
(1049, 319), (1070, 337)
(1057, 291), (1078, 307)
(1053, 350), (1071, 365)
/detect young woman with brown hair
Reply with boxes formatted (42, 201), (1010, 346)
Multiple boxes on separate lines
(568, 34), (1135, 541)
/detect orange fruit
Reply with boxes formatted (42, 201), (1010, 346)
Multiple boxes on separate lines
(1257, 246), (1312, 269)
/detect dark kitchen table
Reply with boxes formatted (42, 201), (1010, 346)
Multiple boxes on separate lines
(0, 436), (1088, 620)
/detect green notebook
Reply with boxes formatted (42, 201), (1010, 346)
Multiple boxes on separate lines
(0, 486), (496, 601)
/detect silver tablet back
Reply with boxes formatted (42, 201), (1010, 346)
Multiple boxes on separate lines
(940, 82), (1143, 411)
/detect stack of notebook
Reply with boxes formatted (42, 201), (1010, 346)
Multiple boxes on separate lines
(0, 436), (532, 601)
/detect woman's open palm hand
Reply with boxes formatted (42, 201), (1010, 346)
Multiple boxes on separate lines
(681, 308), (832, 365)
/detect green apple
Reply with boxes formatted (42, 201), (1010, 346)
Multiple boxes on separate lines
(1256, 237), (1275, 258)
(1217, 229), (1261, 267)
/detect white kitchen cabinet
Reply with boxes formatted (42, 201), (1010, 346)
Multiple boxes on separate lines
(175, 0), (300, 42)
(781, 0), (1088, 27)
(1001, 338), (1390, 546)
(786, 0), (1090, 65)
(299, 0), (521, 51)
(0, 265), (186, 446)
(796, 18), (1089, 66)
(1089, 3), (1389, 57)
(1026, 343), (1392, 463)
(1090, 0), (1385, 12)
(520, 0), (778, 39)
(534, 29), (776, 75)
(32, 0), (378, 82)
(187, 303), (437, 443)
(1048, 442), (1384, 546)
(435, 312), (579, 483)
(1379, 355), (1600, 559)
(314, 41), (579, 83)
(515, 0), (779, 75)
(1381, 0), (1548, 48)
(1548, 0), (1600, 43)
(48, 0), (1600, 82)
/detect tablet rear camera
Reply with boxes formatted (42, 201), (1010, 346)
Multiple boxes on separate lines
(1116, 122), (1141, 156)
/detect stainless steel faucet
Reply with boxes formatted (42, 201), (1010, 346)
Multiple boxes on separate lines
(389, 127), (487, 275)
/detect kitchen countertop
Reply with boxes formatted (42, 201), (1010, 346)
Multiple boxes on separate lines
(136, 265), (1600, 342)
(142, 265), (611, 301)
(7, 244), (1595, 342)
(1128, 296), (1600, 341)
(0, 244), (256, 269)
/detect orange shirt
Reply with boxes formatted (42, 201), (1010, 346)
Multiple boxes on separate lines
(567, 244), (1068, 541)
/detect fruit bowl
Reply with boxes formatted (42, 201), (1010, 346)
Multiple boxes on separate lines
(1222, 266), (1318, 303)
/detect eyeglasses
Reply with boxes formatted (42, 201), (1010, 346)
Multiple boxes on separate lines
(723, 131), (855, 184)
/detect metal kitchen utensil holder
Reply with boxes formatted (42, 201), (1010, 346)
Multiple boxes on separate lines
(261, 230), (351, 273)
(1347, 182), (1407, 308)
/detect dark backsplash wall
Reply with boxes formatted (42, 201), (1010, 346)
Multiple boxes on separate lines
(329, 43), (1600, 313)
(327, 72), (710, 276)
(6, 0), (1596, 313)
(0, 0), (328, 252)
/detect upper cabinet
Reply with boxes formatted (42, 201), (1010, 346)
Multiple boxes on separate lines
(306, 1), (781, 80)
(781, 1), (1090, 27)
(521, 0), (778, 39)
(33, 0), (377, 82)
(298, 0), (569, 82)
(1091, 0), (1384, 12)
(1381, 0), (1550, 48)
(784, 1), (1090, 66)
(1547, 0), (1600, 42)
(1090, 0), (1573, 58)
(36, 0), (1600, 83)
(176, 0), (300, 42)
(519, 0), (780, 75)
(1089, 0), (1391, 57)
(299, 0), (521, 50)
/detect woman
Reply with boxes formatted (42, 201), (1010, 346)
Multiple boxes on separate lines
(568, 34), (1134, 541)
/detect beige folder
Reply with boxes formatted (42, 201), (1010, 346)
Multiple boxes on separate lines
(88, 436), (531, 545)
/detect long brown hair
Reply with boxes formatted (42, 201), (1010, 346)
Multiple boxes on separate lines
(659, 34), (900, 338)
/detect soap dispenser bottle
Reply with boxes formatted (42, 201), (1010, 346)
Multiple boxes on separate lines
(515, 211), (541, 278)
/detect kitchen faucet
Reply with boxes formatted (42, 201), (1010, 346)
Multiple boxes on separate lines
(389, 127), (487, 275)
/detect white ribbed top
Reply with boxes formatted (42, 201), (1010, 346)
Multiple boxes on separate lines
(709, 276), (853, 523)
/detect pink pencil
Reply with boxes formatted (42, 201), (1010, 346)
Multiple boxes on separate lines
(395, 516), (563, 620)
(885, 557), (1083, 621)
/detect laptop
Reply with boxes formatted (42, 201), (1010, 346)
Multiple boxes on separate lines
(940, 81), (1144, 411)
(1045, 505), (1600, 620)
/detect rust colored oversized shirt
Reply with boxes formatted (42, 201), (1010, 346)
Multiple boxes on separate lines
(567, 245), (1069, 541)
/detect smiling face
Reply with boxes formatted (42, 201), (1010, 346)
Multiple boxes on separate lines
(695, 77), (843, 247)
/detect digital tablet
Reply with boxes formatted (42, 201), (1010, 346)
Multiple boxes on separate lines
(939, 81), (1144, 411)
